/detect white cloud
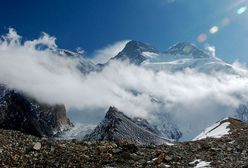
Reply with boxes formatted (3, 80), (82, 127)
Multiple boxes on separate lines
(232, 59), (247, 69)
(1, 29), (248, 139)
(205, 44), (216, 57)
(91, 40), (130, 64)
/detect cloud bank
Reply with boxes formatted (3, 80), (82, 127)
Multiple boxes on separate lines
(1, 29), (248, 139)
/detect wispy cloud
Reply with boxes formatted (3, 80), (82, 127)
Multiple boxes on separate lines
(91, 40), (130, 64)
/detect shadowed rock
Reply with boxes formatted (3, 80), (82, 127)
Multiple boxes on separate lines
(0, 85), (73, 137)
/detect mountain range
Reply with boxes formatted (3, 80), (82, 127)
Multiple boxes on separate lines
(80, 40), (248, 142)
(1, 39), (248, 144)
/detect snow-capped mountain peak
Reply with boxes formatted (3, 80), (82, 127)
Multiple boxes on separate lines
(164, 42), (212, 59)
(112, 40), (159, 65)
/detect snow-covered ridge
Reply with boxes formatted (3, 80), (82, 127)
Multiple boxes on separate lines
(165, 42), (212, 59)
(193, 118), (230, 141)
(111, 40), (248, 75)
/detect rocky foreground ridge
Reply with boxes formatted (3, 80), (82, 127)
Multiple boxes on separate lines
(0, 118), (248, 167)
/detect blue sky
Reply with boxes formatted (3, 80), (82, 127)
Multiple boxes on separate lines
(0, 0), (248, 63)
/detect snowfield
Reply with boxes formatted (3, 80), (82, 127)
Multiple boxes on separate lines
(193, 118), (230, 141)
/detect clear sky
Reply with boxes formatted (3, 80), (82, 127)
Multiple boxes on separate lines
(0, 0), (248, 63)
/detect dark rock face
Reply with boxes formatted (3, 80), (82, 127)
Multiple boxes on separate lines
(165, 42), (211, 58)
(112, 40), (159, 65)
(84, 106), (172, 145)
(0, 85), (73, 137)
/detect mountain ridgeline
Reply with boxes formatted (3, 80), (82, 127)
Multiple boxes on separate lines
(1, 39), (248, 144)
(84, 106), (174, 145)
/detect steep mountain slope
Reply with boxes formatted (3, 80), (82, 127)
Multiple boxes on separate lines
(164, 42), (212, 59)
(193, 118), (231, 141)
(193, 118), (245, 141)
(0, 85), (73, 137)
(84, 107), (172, 145)
(111, 40), (159, 65)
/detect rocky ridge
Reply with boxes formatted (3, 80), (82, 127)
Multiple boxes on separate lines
(84, 107), (172, 145)
(0, 118), (248, 167)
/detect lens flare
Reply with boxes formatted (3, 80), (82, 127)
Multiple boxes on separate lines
(197, 33), (207, 42)
(221, 18), (230, 27)
(209, 26), (219, 34)
(237, 6), (247, 15)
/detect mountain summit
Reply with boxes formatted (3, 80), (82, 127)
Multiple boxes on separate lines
(112, 40), (159, 65)
(164, 42), (212, 59)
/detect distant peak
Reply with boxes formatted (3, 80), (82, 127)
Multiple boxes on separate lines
(123, 40), (158, 52)
(105, 106), (123, 119)
(112, 40), (159, 65)
(107, 106), (119, 115)
(56, 49), (80, 58)
(165, 42), (212, 59)
(167, 42), (198, 50)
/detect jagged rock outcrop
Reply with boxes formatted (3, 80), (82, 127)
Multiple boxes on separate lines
(0, 85), (73, 137)
(84, 106), (172, 145)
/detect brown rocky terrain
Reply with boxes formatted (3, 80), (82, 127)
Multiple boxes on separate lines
(0, 118), (248, 167)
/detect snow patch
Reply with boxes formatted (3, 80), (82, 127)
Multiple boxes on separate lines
(193, 119), (230, 141)
(189, 159), (211, 168)
(142, 51), (159, 58)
